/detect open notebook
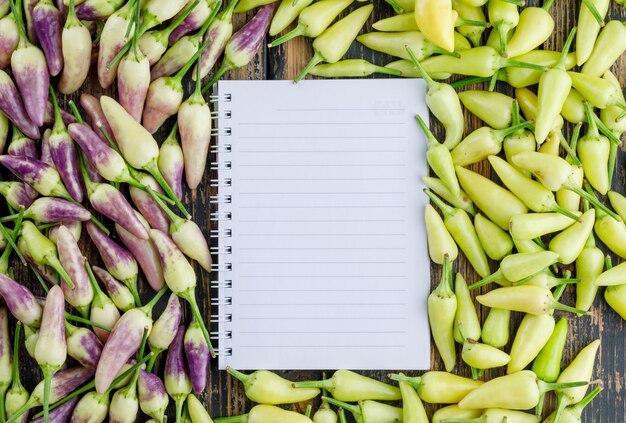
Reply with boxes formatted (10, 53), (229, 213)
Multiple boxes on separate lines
(212, 79), (430, 370)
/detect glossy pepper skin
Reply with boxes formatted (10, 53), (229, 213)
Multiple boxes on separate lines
(581, 20), (626, 78)
(390, 371), (483, 404)
(293, 369), (400, 402)
(428, 255), (456, 372)
(215, 404), (313, 423)
(414, 0), (457, 52)
(425, 203), (458, 264)
(532, 317), (568, 383)
(227, 368), (319, 405)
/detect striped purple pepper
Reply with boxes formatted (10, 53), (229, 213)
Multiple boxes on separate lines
(147, 293), (181, 368)
(7, 126), (37, 158)
(43, 101), (78, 128)
(59, 0), (92, 94)
(169, 0), (215, 43)
(129, 174), (169, 233)
(165, 325), (192, 422)
(184, 319), (209, 393)
(86, 222), (141, 306)
(48, 220), (82, 245)
(0, 272), (42, 327)
(30, 396), (79, 423)
(0, 306), (11, 399)
(65, 321), (103, 368)
(57, 224), (93, 316)
(157, 124), (184, 200)
(94, 287), (167, 394)
(0, 14), (19, 69)
(40, 129), (53, 165)
(32, 0), (63, 75)
(48, 89), (84, 202)
(9, 0), (49, 127)
(14, 197), (91, 223)
(138, 370), (169, 423)
(193, 0), (239, 81)
(0, 181), (37, 210)
(204, 2), (275, 89)
(93, 265), (135, 312)
(0, 155), (72, 200)
(0, 70), (39, 139)
(115, 212), (165, 292)
(76, 0), (125, 20)
(79, 93), (116, 146)
(97, 2), (133, 89)
(70, 390), (110, 423)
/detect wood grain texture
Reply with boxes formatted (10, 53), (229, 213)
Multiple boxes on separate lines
(4, 0), (625, 422)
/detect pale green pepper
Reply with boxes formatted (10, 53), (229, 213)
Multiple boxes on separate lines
(397, 374), (428, 423)
(422, 176), (475, 215)
(503, 3), (555, 58)
(505, 51), (577, 88)
(487, 0), (519, 52)
(357, 31), (469, 61)
(321, 397), (401, 423)
(309, 59), (402, 78)
(481, 308), (510, 348)
(293, 370), (400, 402)
(470, 251), (560, 290)
(427, 255), (457, 372)
(605, 283), (626, 320)
(581, 20), (626, 77)
(507, 313), (555, 374)
(425, 190), (489, 277)
(458, 90), (514, 129)
(451, 121), (530, 166)
(532, 317), (568, 383)
(269, 0), (314, 36)
(453, 273), (482, 342)
(575, 233), (604, 314)
(543, 386), (603, 423)
(389, 371), (483, 404)
(474, 214), (513, 261)
(431, 405), (482, 422)
(411, 55), (465, 150)
(425, 204), (458, 264)
(215, 405), (313, 423)
(416, 114), (459, 196)
(577, 0), (610, 65)
(548, 208), (595, 265)
(476, 286), (585, 315)
(509, 212), (578, 241)
(295, 4), (373, 82)
(576, 102), (611, 195)
(226, 368), (319, 404)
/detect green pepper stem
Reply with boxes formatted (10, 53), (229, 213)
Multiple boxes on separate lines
(166, 0), (200, 38)
(550, 299), (589, 315)
(304, 404), (313, 418)
(320, 396), (360, 416)
(42, 366), (53, 423)
(183, 290), (216, 358)
(84, 259), (106, 298)
(571, 386), (603, 414)
(10, 323), (22, 388)
(0, 222), (25, 265)
(469, 269), (503, 290)
(498, 121), (534, 139)
(388, 373), (421, 388)
(4, 396), (36, 423)
(406, 47), (436, 89)
(584, 102), (599, 137)
(540, 380), (589, 394)
(542, 0), (555, 9)
(572, 184), (621, 221)
(558, 132), (581, 167)
(383, 0), (403, 13)
(175, 397), (184, 423)
(146, 187), (181, 225)
(338, 409), (347, 423)
(214, 414), (247, 423)
(198, 0), (222, 38)
(595, 115), (623, 146)
(580, 0), (605, 27)
(415, 115), (440, 149)
(68, 100), (83, 124)
(47, 256), (75, 289)
(268, 25), (305, 48)
(146, 163), (191, 218)
(488, 71), (498, 92)
(146, 349), (162, 372)
(226, 367), (250, 384)
(295, 52), (324, 83)
(203, 62), (230, 95)
(450, 76), (492, 88)
(292, 378), (332, 390)
(501, 0), (523, 5)
(48, 86), (64, 131)
(32, 353), (153, 419)
(7, 0), (27, 42)
(553, 204), (583, 222)
(372, 65), (403, 76)
(128, 327), (150, 391)
(497, 23), (511, 53)
(503, 60), (547, 71)
(142, 285), (169, 315)
(128, 281), (142, 307)
(173, 37), (212, 83)
(424, 189), (455, 218)
(556, 27), (577, 70)
(456, 18), (489, 28)
(31, 266), (49, 292)
(65, 313), (112, 332)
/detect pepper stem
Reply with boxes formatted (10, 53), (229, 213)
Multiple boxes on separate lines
(173, 37), (212, 83)
(0, 222), (25, 265)
(320, 396), (361, 416)
(405, 47), (436, 89)
(558, 132), (581, 167)
(46, 255), (75, 289)
(175, 397), (185, 423)
(304, 404), (313, 418)
(142, 285), (169, 315)
(570, 386), (603, 415)
(127, 280), (142, 307)
(553, 204), (584, 222)
(415, 115), (440, 149)
(42, 366), (53, 423)
(371, 65), (402, 76)
(146, 163), (191, 218)
(68, 100), (83, 124)
(608, 140), (618, 186)
(7, 0), (27, 42)
(146, 187), (182, 225)
(226, 367), (250, 384)
(182, 290), (216, 358)
(580, 0), (605, 27)
(165, 0), (200, 38)
(457, 18), (490, 28)
(268, 25), (305, 48)
(571, 184), (621, 221)
(48, 86), (65, 132)
(540, 380), (589, 394)
(197, 0), (222, 38)
(292, 378), (332, 390)
(549, 298), (589, 315)
(84, 260), (106, 297)
(450, 76), (491, 88)
(497, 121), (533, 139)
(503, 59), (547, 71)
(338, 409), (347, 423)
(214, 414), (247, 423)
(498, 23), (511, 53)
(595, 114), (622, 145)
(556, 27), (577, 70)
(146, 349), (162, 372)
(583, 102), (599, 137)
(469, 269), (503, 290)
(294, 52), (324, 83)
(65, 313), (112, 332)
(424, 189), (455, 219)
(542, 0), (555, 9)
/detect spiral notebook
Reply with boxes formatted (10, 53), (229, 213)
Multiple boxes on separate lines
(212, 79), (430, 370)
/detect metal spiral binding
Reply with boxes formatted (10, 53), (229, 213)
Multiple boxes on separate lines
(211, 92), (234, 359)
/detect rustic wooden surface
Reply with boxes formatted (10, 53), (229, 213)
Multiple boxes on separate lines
(6, 0), (625, 422)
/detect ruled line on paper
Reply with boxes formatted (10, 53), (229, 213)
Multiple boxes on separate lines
(238, 205), (407, 209)
(240, 330), (407, 334)
(274, 108), (405, 112)
(239, 345), (407, 348)
(238, 191), (406, 195)
(238, 163), (408, 167)
(239, 289), (407, 292)
(238, 261), (405, 265)
(237, 233), (407, 237)
(238, 136), (405, 139)
(238, 275), (406, 278)
(238, 317), (407, 320)
(239, 177), (406, 181)
(238, 122), (406, 125)
(237, 219), (405, 223)
(238, 303), (406, 306)
(238, 149), (407, 153)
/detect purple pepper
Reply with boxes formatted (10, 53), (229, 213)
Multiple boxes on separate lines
(11, 366), (96, 422)
(40, 129), (54, 166)
(97, 1), (133, 89)
(193, 0), (239, 81)
(184, 319), (209, 393)
(86, 222), (141, 307)
(150, 32), (201, 81)
(147, 293), (181, 368)
(0, 14), (19, 70)
(0, 155), (72, 200)
(204, 2), (275, 90)
(57, 225), (93, 316)
(169, 0), (214, 44)
(115, 212), (165, 292)
(76, 0), (125, 20)
(43, 101), (78, 128)
(32, 0), (63, 76)
(17, 197), (91, 223)
(0, 181), (37, 210)
(29, 396), (79, 423)
(129, 174), (169, 233)
(9, 0), (49, 127)
(79, 93), (116, 146)
(0, 272), (42, 327)
(137, 370), (169, 422)
(157, 124), (184, 200)
(94, 287), (167, 394)
(0, 305), (11, 397)
(7, 126), (37, 158)
(65, 321), (103, 368)
(48, 220), (82, 245)
(0, 112), (7, 153)
(22, 0), (38, 43)
(83, 177), (149, 240)
(92, 266), (135, 312)
(58, 0), (92, 95)
(0, 70), (39, 139)
(165, 325), (192, 422)
(49, 88), (84, 203)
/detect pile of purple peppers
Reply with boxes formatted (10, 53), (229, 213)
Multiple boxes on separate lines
(0, 0), (275, 421)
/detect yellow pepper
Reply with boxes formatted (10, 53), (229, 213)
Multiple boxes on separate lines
(414, 0), (458, 52)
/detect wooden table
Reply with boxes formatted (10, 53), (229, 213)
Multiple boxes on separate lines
(10, 0), (625, 421)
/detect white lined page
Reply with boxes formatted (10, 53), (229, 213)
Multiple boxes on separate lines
(217, 79), (430, 370)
